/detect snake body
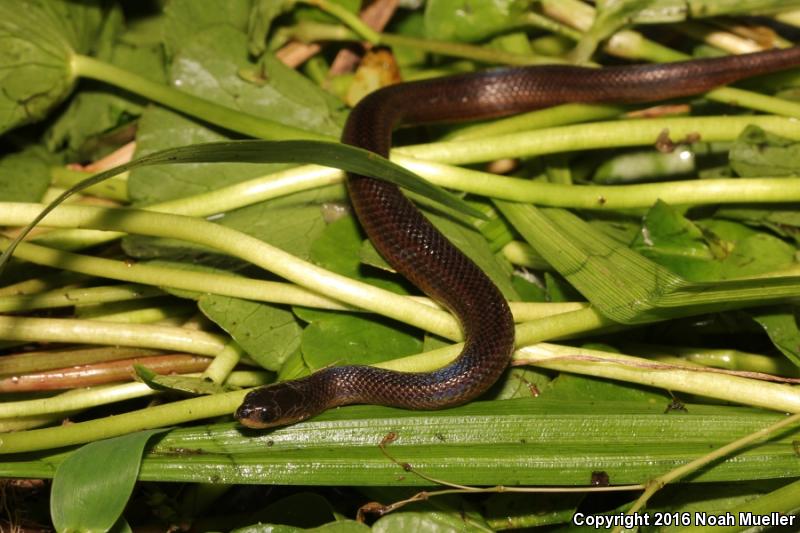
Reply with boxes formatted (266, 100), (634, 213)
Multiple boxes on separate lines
(236, 46), (800, 428)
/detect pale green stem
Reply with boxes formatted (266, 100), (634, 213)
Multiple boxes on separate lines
(0, 316), (226, 355)
(79, 303), (192, 324)
(0, 370), (268, 422)
(297, 0), (380, 43)
(0, 204), (461, 340)
(398, 115), (800, 164)
(202, 342), (245, 384)
(0, 389), (248, 453)
(0, 284), (162, 312)
(1, 238), (354, 312)
(517, 343), (800, 414)
(0, 236), (570, 332)
(33, 113), (800, 251)
(399, 156), (800, 209)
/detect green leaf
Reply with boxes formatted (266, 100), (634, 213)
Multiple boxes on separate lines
(170, 25), (345, 137)
(424, 0), (530, 43)
(729, 124), (800, 177)
(200, 296), (301, 371)
(716, 205), (800, 245)
(751, 306), (800, 368)
(372, 496), (491, 532)
(310, 215), (410, 293)
(301, 313), (423, 370)
(233, 521), (369, 533)
(44, 9), (167, 159)
(632, 202), (796, 281)
(50, 429), (167, 533)
(162, 0), (251, 59)
(229, 492), (341, 530)
(0, 146), (52, 202)
(134, 365), (226, 395)
(0, 0), (106, 133)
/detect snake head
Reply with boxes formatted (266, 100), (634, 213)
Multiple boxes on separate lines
(235, 377), (326, 429)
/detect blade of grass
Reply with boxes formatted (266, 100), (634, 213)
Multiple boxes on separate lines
(2, 399), (798, 485)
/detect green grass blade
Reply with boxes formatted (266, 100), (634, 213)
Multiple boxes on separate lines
(3, 400), (798, 486)
(496, 202), (800, 323)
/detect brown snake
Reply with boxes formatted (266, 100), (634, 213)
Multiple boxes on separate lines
(236, 46), (800, 428)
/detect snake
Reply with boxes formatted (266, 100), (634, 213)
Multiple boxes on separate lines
(235, 46), (800, 429)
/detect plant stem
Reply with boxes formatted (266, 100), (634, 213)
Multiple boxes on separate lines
(518, 343), (800, 414)
(290, 14), (562, 66)
(0, 204), (461, 341)
(398, 115), (800, 164)
(0, 283), (162, 312)
(398, 157), (800, 209)
(0, 316), (226, 355)
(72, 55), (332, 142)
(0, 389), (249, 453)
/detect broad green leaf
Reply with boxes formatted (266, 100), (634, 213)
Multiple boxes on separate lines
(50, 429), (166, 533)
(372, 496), (491, 533)
(544, 373), (668, 402)
(170, 25), (345, 137)
(230, 492), (340, 530)
(730, 124), (800, 177)
(631, 201), (716, 278)
(0, 146), (52, 202)
(632, 202), (796, 281)
(200, 296), (301, 371)
(424, 0), (530, 43)
(751, 306), (800, 368)
(310, 215), (408, 293)
(484, 367), (552, 400)
(301, 313), (423, 370)
(11, 400), (798, 486)
(716, 206), (800, 244)
(0, 0), (106, 133)
(162, 0), (251, 59)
